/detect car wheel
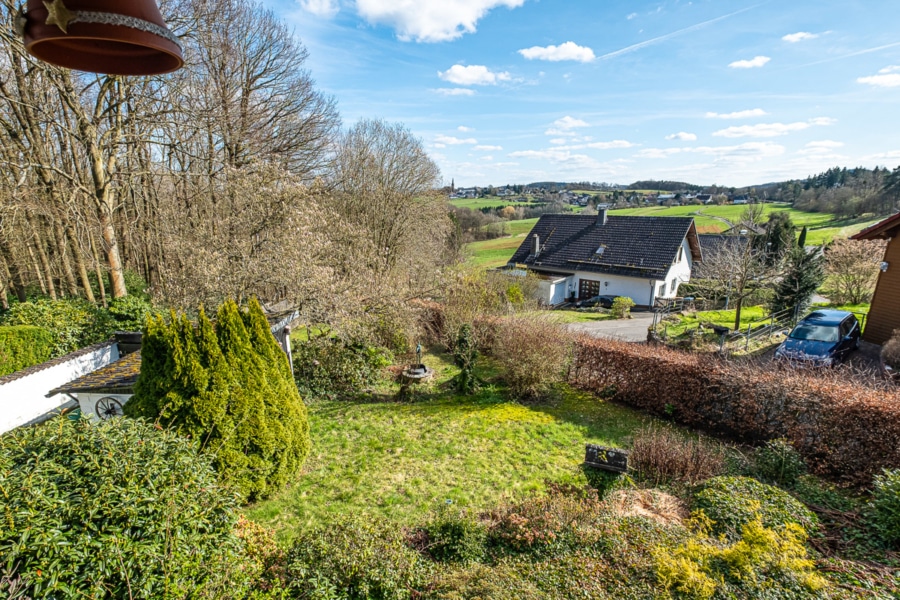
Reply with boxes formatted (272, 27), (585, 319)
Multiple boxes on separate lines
(854, 337), (860, 350)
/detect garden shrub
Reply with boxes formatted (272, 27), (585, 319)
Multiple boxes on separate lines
(0, 298), (108, 356)
(868, 469), (900, 547)
(568, 337), (900, 485)
(631, 425), (727, 486)
(610, 296), (635, 319)
(0, 325), (54, 376)
(107, 294), (155, 331)
(882, 329), (900, 372)
(656, 514), (827, 599)
(452, 323), (479, 393)
(490, 315), (571, 401)
(692, 476), (817, 540)
(126, 298), (310, 502)
(293, 334), (392, 399)
(0, 418), (250, 599)
(284, 517), (428, 600)
(424, 563), (544, 600)
(752, 438), (807, 487)
(420, 505), (488, 564)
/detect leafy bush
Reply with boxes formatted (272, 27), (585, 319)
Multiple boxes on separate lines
(610, 296), (635, 319)
(868, 469), (900, 547)
(490, 315), (571, 401)
(693, 476), (818, 540)
(420, 505), (487, 564)
(107, 294), (155, 331)
(0, 418), (250, 599)
(423, 563), (543, 600)
(126, 298), (310, 502)
(0, 298), (108, 356)
(631, 425), (727, 486)
(656, 514), (826, 599)
(293, 335), (392, 399)
(0, 325), (54, 376)
(752, 438), (807, 487)
(882, 329), (900, 372)
(284, 517), (428, 600)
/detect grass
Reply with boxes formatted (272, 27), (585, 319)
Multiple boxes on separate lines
(248, 350), (651, 540)
(450, 198), (537, 210)
(464, 218), (538, 268)
(660, 306), (769, 337)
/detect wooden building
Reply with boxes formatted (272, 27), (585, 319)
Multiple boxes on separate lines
(851, 211), (900, 345)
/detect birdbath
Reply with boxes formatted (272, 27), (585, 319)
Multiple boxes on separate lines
(401, 344), (433, 384)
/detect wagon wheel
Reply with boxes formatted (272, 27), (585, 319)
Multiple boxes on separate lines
(95, 397), (124, 420)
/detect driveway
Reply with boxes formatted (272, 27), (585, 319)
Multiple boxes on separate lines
(567, 311), (655, 342)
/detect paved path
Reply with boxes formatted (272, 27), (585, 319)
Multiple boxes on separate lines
(567, 311), (656, 342)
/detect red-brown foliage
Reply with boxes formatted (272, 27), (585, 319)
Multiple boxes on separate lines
(569, 337), (900, 486)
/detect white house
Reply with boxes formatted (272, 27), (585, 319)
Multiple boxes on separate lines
(508, 208), (702, 307)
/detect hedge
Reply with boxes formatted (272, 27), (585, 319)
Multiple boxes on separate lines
(569, 337), (900, 485)
(0, 326), (55, 377)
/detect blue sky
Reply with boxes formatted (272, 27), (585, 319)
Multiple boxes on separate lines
(259, 0), (900, 188)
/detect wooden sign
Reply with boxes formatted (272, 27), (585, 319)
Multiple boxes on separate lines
(584, 444), (629, 473)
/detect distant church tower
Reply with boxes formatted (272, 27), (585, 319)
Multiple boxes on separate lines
(451, 178), (455, 192)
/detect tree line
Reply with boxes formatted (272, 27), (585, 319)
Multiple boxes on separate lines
(0, 0), (452, 337)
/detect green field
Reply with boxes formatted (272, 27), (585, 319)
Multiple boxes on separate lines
(248, 350), (650, 539)
(450, 197), (537, 210)
(464, 204), (883, 268)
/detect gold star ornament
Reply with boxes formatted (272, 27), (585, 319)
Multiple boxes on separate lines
(43, 0), (74, 34)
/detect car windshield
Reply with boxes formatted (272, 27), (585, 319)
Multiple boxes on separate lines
(790, 324), (839, 343)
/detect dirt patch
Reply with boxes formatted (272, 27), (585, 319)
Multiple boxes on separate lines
(605, 489), (689, 526)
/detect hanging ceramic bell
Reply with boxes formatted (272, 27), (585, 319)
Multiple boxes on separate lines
(22, 0), (184, 75)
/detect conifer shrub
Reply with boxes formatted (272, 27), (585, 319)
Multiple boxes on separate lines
(0, 418), (250, 599)
(125, 298), (310, 502)
(868, 469), (900, 547)
(0, 325), (54, 376)
(692, 476), (817, 541)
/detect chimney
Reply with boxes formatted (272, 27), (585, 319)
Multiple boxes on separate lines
(532, 234), (540, 257)
(596, 204), (608, 226)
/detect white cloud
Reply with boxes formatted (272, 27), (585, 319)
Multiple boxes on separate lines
(458, 125), (474, 132)
(858, 66), (900, 87)
(435, 134), (478, 145)
(299, 0), (339, 17)
(432, 88), (476, 96)
(626, 12), (637, 20)
(580, 140), (635, 150)
(665, 132), (697, 141)
(705, 109), (768, 119)
(798, 140), (845, 156)
(728, 56), (771, 69)
(545, 115), (589, 136)
(432, 143), (446, 149)
(713, 118), (834, 138)
(549, 138), (568, 145)
(355, 0), (526, 42)
(518, 42), (595, 63)
(636, 142), (785, 161)
(782, 32), (818, 43)
(475, 145), (503, 151)
(438, 65), (511, 86)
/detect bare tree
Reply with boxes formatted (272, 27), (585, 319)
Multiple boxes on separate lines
(823, 238), (887, 304)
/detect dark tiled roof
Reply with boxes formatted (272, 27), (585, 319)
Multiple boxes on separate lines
(47, 351), (141, 397)
(509, 214), (699, 280)
(0, 340), (116, 387)
(697, 234), (749, 262)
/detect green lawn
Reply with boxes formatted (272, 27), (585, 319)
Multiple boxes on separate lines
(248, 351), (651, 540)
(450, 197), (538, 210)
(660, 306), (769, 337)
(464, 218), (538, 268)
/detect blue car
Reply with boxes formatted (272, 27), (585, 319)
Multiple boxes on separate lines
(774, 309), (861, 367)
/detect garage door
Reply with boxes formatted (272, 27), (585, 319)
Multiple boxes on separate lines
(578, 279), (600, 299)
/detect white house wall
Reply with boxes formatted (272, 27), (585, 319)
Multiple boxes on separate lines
(77, 393), (134, 423)
(661, 238), (694, 298)
(572, 271), (659, 305)
(0, 343), (119, 434)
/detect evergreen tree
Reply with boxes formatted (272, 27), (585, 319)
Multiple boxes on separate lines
(126, 298), (310, 502)
(760, 212), (796, 264)
(771, 247), (825, 315)
(797, 226), (808, 248)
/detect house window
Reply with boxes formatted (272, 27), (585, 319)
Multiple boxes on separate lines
(657, 284), (665, 298)
(670, 278), (677, 294)
(677, 246), (684, 263)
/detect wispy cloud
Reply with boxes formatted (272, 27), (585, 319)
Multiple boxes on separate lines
(596, 5), (763, 61)
(458, 125), (474, 132)
(782, 31), (818, 43)
(636, 142), (785, 161)
(518, 42), (595, 63)
(666, 132), (697, 141)
(798, 41), (900, 68)
(713, 118), (835, 138)
(729, 56), (770, 69)
(626, 12), (637, 20)
(798, 140), (845, 156)
(438, 65), (511, 86)
(432, 88), (477, 96)
(475, 144), (503, 151)
(435, 134), (478, 145)
(858, 66), (900, 88)
(706, 109), (768, 119)
(545, 115), (589, 136)
(299, 0), (340, 17)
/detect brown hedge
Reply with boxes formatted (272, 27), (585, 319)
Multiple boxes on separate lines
(569, 337), (900, 486)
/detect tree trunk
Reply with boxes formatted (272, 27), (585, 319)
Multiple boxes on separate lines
(0, 237), (27, 302)
(53, 219), (79, 297)
(90, 235), (107, 307)
(66, 223), (96, 303)
(28, 218), (57, 300)
(26, 242), (47, 296)
(733, 298), (744, 332)
(98, 204), (127, 298)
